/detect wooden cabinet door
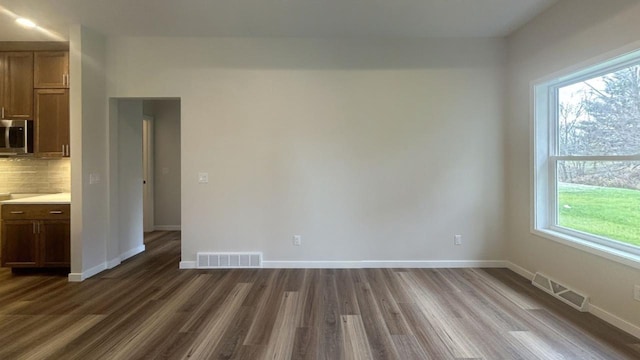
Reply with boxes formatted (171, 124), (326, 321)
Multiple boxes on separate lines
(1, 220), (38, 267)
(1, 52), (34, 119)
(39, 220), (70, 267)
(34, 89), (69, 156)
(34, 52), (69, 88)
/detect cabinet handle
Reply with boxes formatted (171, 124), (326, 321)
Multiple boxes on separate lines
(33, 222), (36, 234)
(10, 211), (24, 214)
(1, 107), (4, 119)
(37, 222), (40, 234)
(49, 211), (63, 214)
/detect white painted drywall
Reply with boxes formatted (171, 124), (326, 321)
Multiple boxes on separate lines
(117, 99), (145, 257)
(506, 0), (640, 330)
(69, 25), (110, 279)
(150, 100), (181, 229)
(105, 37), (507, 264)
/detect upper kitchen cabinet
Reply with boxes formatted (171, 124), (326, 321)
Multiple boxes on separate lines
(34, 89), (69, 157)
(34, 51), (69, 88)
(0, 52), (34, 120)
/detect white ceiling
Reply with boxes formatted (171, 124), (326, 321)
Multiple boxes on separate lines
(0, 0), (558, 41)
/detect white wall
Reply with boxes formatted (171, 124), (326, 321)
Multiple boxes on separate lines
(106, 37), (507, 265)
(116, 99), (145, 257)
(69, 25), (110, 280)
(506, 0), (640, 332)
(150, 100), (181, 229)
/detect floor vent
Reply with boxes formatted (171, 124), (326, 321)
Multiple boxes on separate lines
(196, 252), (262, 269)
(532, 272), (589, 312)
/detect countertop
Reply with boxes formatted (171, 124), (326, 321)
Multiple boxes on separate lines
(0, 193), (71, 205)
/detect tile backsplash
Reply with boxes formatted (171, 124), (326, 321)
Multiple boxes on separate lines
(0, 158), (70, 194)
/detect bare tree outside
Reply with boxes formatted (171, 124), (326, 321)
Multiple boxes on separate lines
(557, 65), (640, 246)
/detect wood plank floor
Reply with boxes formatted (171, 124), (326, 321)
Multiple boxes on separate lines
(1, 231), (639, 359)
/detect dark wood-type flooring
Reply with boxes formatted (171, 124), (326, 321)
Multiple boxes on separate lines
(0, 231), (639, 359)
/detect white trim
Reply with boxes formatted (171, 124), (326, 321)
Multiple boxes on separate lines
(180, 261), (196, 269)
(589, 304), (640, 339)
(67, 245), (146, 282)
(261, 260), (507, 269)
(121, 245), (146, 262)
(67, 273), (83, 282)
(533, 229), (640, 271)
(507, 260), (640, 339)
(107, 245), (147, 269)
(155, 225), (181, 231)
(106, 257), (121, 269)
(531, 43), (640, 269)
(553, 155), (640, 161)
(67, 261), (108, 282)
(505, 261), (535, 280)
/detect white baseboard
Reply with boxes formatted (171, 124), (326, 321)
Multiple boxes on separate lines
(180, 261), (196, 269)
(179, 259), (507, 270)
(68, 245), (146, 282)
(505, 261), (535, 280)
(507, 260), (640, 340)
(121, 245), (146, 262)
(68, 273), (83, 282)
(155, 225), (181, 231)
(68, 261), (107, 282)
(261, 260), (507, 269)
(589, 304), (640, 339)
(106, 257), (121, 269)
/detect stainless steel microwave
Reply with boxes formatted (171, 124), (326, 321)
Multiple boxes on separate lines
(0, 120), (33, 155)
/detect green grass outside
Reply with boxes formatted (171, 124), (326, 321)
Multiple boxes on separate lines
(558, 182), (640, 247)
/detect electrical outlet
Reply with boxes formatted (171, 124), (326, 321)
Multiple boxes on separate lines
(198, 172), (209, 184)
(634, 285), (640, 302)
(454, 234), (462, 246)
(293, 235), (302, 246)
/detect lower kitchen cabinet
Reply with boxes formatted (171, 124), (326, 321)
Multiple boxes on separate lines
(1, 204), (70, 268)
(2, 220), (38, 267)
(40, 220), (71, 267)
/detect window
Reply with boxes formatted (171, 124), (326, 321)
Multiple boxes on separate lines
(533, 49), (640, 260)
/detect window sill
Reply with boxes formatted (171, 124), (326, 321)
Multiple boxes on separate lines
(532, 228), (640, 271)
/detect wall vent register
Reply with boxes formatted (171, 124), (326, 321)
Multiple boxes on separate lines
(196, 252), (262, 269)
(532, 272), (589, 312)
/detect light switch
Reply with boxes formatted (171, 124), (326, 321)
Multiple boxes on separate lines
(198, 172), (209, 184)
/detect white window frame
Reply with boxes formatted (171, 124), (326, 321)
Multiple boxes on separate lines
(532, 46), (640, 268)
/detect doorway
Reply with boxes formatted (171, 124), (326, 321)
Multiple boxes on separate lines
(143, 115), (154, 233)
(142, 99), (181, 232)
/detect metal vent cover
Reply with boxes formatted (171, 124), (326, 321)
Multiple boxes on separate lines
(196, 252), (262, 269)
(532, 272), (589, 312)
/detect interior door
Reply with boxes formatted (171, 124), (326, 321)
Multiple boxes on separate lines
(143, 116), (154, 232)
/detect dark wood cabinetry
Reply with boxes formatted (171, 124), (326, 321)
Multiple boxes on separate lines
(39, 220), (71, 267)
(1, 204), (70, 268)
(34, 89), (70, 156)
(34, 51), (69, 88)
(2, 220), (38, 267)
(33, 51), (70, 157)
(0, 49), (70, 157)
(0, 52), (34, 120)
